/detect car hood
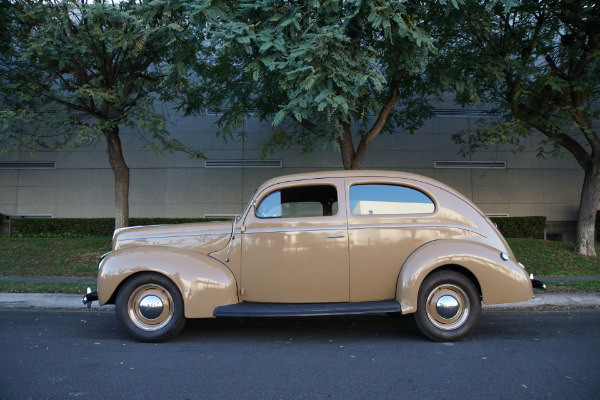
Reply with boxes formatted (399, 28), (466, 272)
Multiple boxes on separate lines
(112, 221), (233, 255)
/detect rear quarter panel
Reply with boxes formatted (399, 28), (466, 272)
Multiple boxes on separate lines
(396, 239), (532, 313)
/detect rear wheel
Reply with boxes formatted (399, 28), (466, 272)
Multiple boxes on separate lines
(115, 273), (186, 342)
(413, 270), (481, 342)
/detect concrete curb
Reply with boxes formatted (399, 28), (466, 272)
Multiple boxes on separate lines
(483, 293), (600, 309)
(0, 293), (599, 311)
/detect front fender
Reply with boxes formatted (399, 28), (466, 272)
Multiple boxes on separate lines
(396, 239), (532, 314)
(97, 246), (239, 318)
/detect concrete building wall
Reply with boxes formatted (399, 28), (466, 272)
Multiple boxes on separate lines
(0, 106), (585, 234)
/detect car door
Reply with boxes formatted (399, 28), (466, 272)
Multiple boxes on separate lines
(345, 177), (438, 302)
(240, 179), (349, 303)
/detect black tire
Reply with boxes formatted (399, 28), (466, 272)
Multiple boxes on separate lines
(115, 273), (186, 342)
(412, 270), (481, 342)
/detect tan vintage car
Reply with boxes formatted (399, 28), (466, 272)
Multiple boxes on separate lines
(83, 170), (545, 342)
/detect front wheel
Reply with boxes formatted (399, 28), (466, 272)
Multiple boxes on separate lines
(115, 273), (186, 342)
(413, 270), (481, 342)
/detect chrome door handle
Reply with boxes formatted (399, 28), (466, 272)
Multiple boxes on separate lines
(327, 235), (346, 239)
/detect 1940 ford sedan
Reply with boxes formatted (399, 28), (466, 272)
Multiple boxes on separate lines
(83, 170), (545, 342)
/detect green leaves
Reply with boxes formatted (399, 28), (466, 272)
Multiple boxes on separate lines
(444, 0), (599, 162)
(188, 0), (448, 164)
(0, 0), (208, 155)
(439, 0), (599, 254)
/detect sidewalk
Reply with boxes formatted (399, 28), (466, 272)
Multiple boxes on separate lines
(0, 293), (113, 310)
(0, 276), (599, 310)
(0, 292), (598, 310)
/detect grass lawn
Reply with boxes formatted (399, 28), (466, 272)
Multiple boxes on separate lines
(506, 238), (599, 277)
(545, 281), (600, 293)
(1, 280), (596, 294)
(0, 235), (598, 293)
(0, 281), (96, 294)
(0, 236), (111, 277)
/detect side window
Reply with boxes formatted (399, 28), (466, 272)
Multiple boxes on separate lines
(349, 184), (435, 215)
(255, 185), (338, 219)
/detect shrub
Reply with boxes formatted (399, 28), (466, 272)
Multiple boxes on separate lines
(9, 217), (230, 237)
(5, 215), (583, 240)
(489, 216), (546, 239)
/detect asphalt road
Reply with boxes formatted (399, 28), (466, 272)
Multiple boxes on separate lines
(1, 309), (599, 400)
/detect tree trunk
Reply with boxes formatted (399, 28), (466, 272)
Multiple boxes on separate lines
(337, 74), (402, 170)
(574, 162), (600, 257)
(338, 123), (358, 170)
(104, 127), (130, 230)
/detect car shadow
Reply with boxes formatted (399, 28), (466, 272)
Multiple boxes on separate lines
(175, 314), (424, 343)
(84, 309), (560, 344)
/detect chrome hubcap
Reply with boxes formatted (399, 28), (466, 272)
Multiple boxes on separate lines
(139, 295), (164, 320)
(436, 295), (460, 319)
(128, 284), (174, 332)
(426, 284), (469, 331)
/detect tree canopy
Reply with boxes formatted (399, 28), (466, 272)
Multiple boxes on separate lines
(444, 0), (600, 256)
(187, 0), (456, 169)
(0, 0), (212, 228)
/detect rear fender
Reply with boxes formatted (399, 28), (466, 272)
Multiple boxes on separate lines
(396, 239), (532, 314)
(97, 246), (238, 318)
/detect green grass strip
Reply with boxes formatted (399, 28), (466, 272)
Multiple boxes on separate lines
(0, 236), (110, 277)
(0, 281), (97, 294)
(545, 280), (600, 293)
(506, 238), (600, 276)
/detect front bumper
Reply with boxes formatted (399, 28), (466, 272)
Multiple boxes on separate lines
(530, 274), (547, 291)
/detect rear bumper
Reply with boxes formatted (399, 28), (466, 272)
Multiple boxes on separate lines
(82, 288), (98, 308)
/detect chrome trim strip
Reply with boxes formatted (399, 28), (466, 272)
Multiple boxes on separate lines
(120, 232), (231, 241)
(122, 224), (483, 238)
(98, 252), (110, 270)
(98, 252), (111, 269)
(347, 223), (482, 235)
(243, 226), (348, 234)
(242, 224), (481, 235)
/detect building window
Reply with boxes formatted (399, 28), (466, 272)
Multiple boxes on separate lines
(434, 161), (506, 169)
(205, 160), (282, 168)
(0, 161), (56, 169)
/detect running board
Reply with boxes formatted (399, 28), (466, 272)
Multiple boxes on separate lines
(213, 300), (401, 318)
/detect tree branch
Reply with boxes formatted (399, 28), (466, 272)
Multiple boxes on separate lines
(352, 68), (405, 168)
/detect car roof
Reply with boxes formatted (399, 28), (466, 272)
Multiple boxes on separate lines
(260, 170), (447, 188)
